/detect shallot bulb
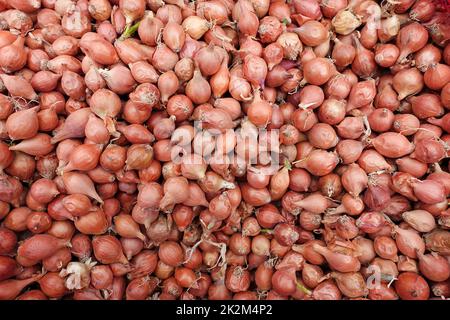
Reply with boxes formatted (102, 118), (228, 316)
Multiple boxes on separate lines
(393, 68), (424, 100)
(312, 243), (361, 272)
(92, 235), (128, 265)
(6, 107), (39, 141)
(62, 172), (104, 204)
(396, 22), (429, 63)
(0, 36), (27, 73)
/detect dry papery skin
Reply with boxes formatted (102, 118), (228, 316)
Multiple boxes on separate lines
(0, 0), (450, 301)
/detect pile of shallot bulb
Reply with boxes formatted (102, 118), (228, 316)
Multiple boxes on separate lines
(0, 0), (449, 301)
